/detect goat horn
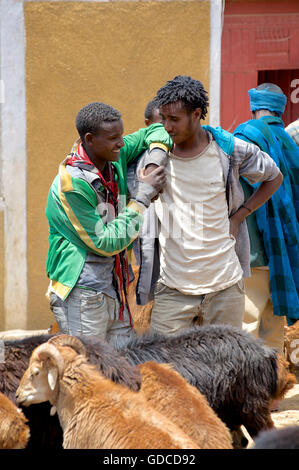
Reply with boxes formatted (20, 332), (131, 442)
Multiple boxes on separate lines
(48, 334), (86, 356)
(33, 343), (65, 377)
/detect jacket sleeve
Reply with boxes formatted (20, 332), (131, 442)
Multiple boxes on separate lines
(121, 123), (172, 165)
(62, 189), (147, 257)
(232, 137), (280, 184)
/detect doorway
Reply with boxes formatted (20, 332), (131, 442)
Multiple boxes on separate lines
(258, 69), (299, 126)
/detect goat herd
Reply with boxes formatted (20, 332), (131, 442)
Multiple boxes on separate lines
(0, 324), (298, 451)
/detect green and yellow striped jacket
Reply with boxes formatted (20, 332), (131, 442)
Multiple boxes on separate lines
(45, 123), (170, 300)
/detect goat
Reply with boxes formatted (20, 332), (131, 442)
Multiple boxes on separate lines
(284, 320), (299, 372)
(112, 324), (296, 439)
(127, 263), (153, 335)
(47, 335), (233, 449)
(253, 426), (299, 449)
(15, 335), (199, 449)
(1, 334), (141, 401)
(0, 333), (141, 449)
(2, 326), (296, 448)
(0, 391), (30, 449)
(137, 361), (233, 449)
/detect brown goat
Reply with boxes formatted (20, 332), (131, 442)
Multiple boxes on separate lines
(138, 361), (233, 449)
(272, 354), (297, 403)
(16, 336), (199, 449)
(0, 392), (30, 449)
(284, 320), (299, 372)
(127, 263), (153, 335)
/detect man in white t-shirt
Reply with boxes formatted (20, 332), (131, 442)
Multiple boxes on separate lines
(141, 75), (283, 335)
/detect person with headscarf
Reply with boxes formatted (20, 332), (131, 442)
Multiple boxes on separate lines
(233, 83), (299, 355)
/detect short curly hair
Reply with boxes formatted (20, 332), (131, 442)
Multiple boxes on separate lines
(75, 102), (121, 140)
(156, 75), (209, 120)
(144, 98), (159, 120)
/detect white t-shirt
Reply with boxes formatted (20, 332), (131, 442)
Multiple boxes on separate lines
(154, 138), (243, 295)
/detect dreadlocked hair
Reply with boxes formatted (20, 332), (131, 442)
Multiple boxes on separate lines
(76, 102), (121, 140)
(156, 75), (209, 120)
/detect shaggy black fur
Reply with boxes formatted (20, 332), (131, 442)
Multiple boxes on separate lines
(112, 325), (280, 437)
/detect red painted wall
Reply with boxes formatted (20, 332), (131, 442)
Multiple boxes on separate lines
(221, 1), (299, 130)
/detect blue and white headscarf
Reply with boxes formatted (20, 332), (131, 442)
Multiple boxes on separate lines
(248, 87), (287, 117)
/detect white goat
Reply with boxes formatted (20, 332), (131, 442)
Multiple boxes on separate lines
(15, 335), (198, 449)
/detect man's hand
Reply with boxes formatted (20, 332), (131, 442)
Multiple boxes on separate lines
(138, 165), (166, 193)
(133, 165), (166, 208)
(144, 163), (159, 176)
(229, 213), (242, 240)
(229, 172), (283, 240)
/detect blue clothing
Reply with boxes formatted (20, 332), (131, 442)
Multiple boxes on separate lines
(241, 177), (268, 267)
(248, 88), (287, 117)
(234, 116), (299, 325)
(202, 125), (235, 156)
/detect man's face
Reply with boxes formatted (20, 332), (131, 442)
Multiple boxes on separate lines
(85, 120), (125, 165)
(160, 101), (200, 145)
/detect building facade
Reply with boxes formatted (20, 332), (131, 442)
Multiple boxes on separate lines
(0, 0), (220, 330)
(221, 0), (299, 130)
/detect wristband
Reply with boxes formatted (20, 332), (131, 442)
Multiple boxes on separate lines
(239, 204), (252, 214)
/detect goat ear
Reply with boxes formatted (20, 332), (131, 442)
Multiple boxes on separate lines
(48, 367), (58, 391)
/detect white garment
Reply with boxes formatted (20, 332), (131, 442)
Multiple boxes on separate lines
(154, 138), (243, 295)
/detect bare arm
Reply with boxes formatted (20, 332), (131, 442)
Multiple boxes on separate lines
(229, 172), (283, 239)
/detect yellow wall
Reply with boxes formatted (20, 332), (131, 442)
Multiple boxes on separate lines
(25, 1), (210, 329)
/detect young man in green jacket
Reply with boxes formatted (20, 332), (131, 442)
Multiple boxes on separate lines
(46, 101), (169, 340)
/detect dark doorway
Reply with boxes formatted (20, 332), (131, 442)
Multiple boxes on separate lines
(221, 1), (299, 131)
(257, 70), (299, 126)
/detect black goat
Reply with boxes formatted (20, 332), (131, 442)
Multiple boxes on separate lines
(253, 426), (299, 449)
(112, 325), (296, 439)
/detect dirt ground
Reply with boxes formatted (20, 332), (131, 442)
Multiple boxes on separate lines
(272, 373), (299, 428)
(245, 368), (299, 447)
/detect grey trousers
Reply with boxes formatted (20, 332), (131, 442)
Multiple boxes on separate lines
(50, 287), (132, 340)
(150, 279), (245, 336)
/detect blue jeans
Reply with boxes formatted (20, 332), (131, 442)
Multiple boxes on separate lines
(50, 287), (132, 340)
